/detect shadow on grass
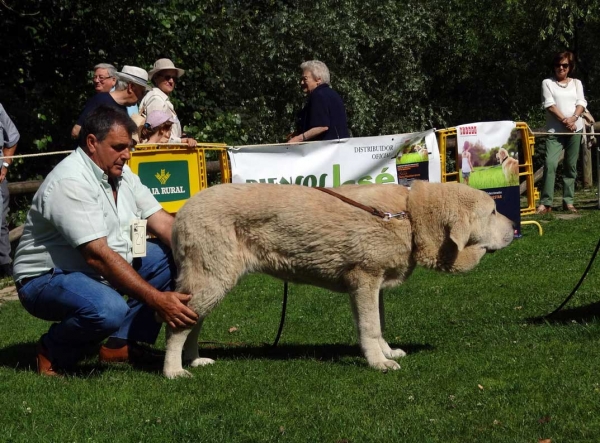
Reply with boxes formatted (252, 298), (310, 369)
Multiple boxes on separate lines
(197, 341), (434, 363)
(527, 300), (600, 325)
(0, 340), (434, 376)
(0, 341), (106, 377)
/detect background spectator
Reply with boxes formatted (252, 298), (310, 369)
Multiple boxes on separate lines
(536, 51), (587, 214)
(71, 65), (150, 139)
(139, 58), (197, 146)
(140, 110), (176, 143)
(92, 63), (117, 93)
(287, 60), (349, 143)
(0, 103), (19, 279)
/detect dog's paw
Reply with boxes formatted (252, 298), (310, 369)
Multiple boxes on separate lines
(371, 359), (401, 372)
(190, 357), (215, 368)
(164, 368), (193, 379)
(386, 348), (407, 359)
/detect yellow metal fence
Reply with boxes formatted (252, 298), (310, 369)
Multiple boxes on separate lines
(436, 122), (537, 216)
(128, 143), (230, 214)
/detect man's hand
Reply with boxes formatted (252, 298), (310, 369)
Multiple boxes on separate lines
(286, 126), (329, 143)
(287, 134), (304, 143)
(71, 124), (81, 139)
(152, 291), (199, 329)
(79, 237), (198, 329)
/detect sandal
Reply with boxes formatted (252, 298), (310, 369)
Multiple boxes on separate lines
(536, 204), (552, 214)
(563, 203), (578, 213)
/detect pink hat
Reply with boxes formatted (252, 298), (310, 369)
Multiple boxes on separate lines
(146, 110), (176, 129)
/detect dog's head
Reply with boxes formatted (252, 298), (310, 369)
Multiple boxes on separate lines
(407, 181), (513, 273)
(496, 148), (509, 163)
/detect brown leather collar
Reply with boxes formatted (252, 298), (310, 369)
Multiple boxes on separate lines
(316, 187), (408, 220)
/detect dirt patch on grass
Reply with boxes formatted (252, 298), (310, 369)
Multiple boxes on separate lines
(554, 213), (582, 220)
(0, 283), (17, 304)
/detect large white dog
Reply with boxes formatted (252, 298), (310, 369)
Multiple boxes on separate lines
(163, 181), (514, 378)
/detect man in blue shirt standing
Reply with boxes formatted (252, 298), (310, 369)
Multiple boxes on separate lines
(287, 60), (350, 143)
(0, 103), (19, 279)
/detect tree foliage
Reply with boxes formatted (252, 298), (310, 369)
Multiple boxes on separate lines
(2, 0), (600, 183)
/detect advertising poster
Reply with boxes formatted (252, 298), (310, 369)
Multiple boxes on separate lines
(396, 130), (441, 185)
(456, 121), (521, 236)
(229, 129), (440, 187)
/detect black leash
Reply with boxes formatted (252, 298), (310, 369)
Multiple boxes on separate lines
(272, 237), (600, 336)
(272, 281), (288, 347)
(270, 188), (409, 348)
(545, 236), (600, 318)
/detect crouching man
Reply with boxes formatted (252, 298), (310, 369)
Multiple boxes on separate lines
(13, 105), (198, 376)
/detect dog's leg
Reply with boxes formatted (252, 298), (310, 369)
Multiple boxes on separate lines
(377, 290), (407, 360)
(182, 320), (215, 368)
(378, 338), (407, 360)
(349, 280), (401, 371)
(164, 326), (195, 379)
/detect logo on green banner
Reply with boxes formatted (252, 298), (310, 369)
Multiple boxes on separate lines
(138, 161), (190, 202)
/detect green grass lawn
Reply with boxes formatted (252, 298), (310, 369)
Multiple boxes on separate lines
(2, 208), (600, 442)
(460, 165), (519, 188)
(399, 152), (427, 164)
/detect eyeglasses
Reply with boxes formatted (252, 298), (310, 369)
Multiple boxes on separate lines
(555, 63), (570, 69)
(93, 75), (114, 82)
(160, 74), (177, 82)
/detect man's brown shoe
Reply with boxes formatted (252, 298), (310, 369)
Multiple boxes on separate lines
(99, 342), (164, 365)
(99, 344), (129, 363)
(36, 339), (61, 377)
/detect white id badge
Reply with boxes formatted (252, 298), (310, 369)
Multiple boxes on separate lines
(131, 219), (147, 257)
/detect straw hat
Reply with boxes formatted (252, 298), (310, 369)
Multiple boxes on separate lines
(148, 58), (185, 80)
(116, 66), (151, 91)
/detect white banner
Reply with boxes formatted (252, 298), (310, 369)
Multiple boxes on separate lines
(229, 130), (440, 187)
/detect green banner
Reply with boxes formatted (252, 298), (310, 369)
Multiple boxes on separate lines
(138, 160), (191, 202)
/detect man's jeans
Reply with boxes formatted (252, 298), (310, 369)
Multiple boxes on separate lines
(18, 240), (176, 368)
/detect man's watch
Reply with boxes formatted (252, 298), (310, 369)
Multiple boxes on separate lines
(2, 162), (9, 169)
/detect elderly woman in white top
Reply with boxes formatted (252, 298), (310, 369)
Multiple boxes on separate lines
(537, 51), (587, 214)
(139, 58), (197, 147)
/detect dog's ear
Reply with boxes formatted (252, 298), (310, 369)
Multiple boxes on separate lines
(449, 216), (470, 251)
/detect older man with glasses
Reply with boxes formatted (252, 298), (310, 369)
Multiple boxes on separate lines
(71, 65), (151, 138)
(92, 63), (117, 93)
